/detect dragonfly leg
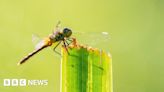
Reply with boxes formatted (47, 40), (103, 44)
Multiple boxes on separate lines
(65, 40), (74, 50)
(66, 37), (77, 46)
(65, 40), (72, 46)
(53, 49), (61, 56)
(65, 41), (69, 46)
(65, 37), (74, 46)
(63, 40), (70, 55)
(53, 41), (62, 55)
(67, 37), (74, 42)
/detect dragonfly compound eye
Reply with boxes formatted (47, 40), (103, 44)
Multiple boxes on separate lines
(63, 28), (72, 37)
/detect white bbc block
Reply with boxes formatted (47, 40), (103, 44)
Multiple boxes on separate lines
(20, 79), (26, 86)
(4, 79), (10, 86)
(11, 79), (18, 86)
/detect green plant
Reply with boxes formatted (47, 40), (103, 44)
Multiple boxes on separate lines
(61, 40), (112, 92)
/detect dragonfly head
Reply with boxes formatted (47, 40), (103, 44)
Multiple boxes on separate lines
(63, 28), (72, 37)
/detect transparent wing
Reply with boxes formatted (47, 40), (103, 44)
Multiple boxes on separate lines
(71, 31), (110, 51)
(32, 34), (45, 50)
(32, 33), (63, 58)
(32, 21), (63, 49)
(32, 34), (41, 46)
(72, 31), (110, 45)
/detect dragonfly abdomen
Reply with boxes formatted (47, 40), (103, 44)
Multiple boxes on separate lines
(18, 45), (49, 65)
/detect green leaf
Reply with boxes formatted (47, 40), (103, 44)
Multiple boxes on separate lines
(61, 45), (112, 92)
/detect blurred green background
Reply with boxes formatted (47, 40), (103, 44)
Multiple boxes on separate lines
(0, 0), (164, 92)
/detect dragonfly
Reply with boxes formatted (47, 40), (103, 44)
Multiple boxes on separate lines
(18, 22), (74, 65)
(18, 22), (110, 65)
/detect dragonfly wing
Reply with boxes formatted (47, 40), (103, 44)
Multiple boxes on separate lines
(33, 36), (62, 58)
(35, 40), (46, 50)
(32, 34), (48, 49)
(72, 31), (110, 45)
(32, 34), (42, 46)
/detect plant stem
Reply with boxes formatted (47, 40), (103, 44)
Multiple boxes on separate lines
(61, 43), (112, 92)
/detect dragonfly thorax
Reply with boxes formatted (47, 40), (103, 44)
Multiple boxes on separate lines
(49, 28), (72, 43)
(49, 33), (64, 42)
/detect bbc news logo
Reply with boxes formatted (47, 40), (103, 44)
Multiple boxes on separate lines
(3, 79), (48, 86)
(4, 79), (26, 86)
